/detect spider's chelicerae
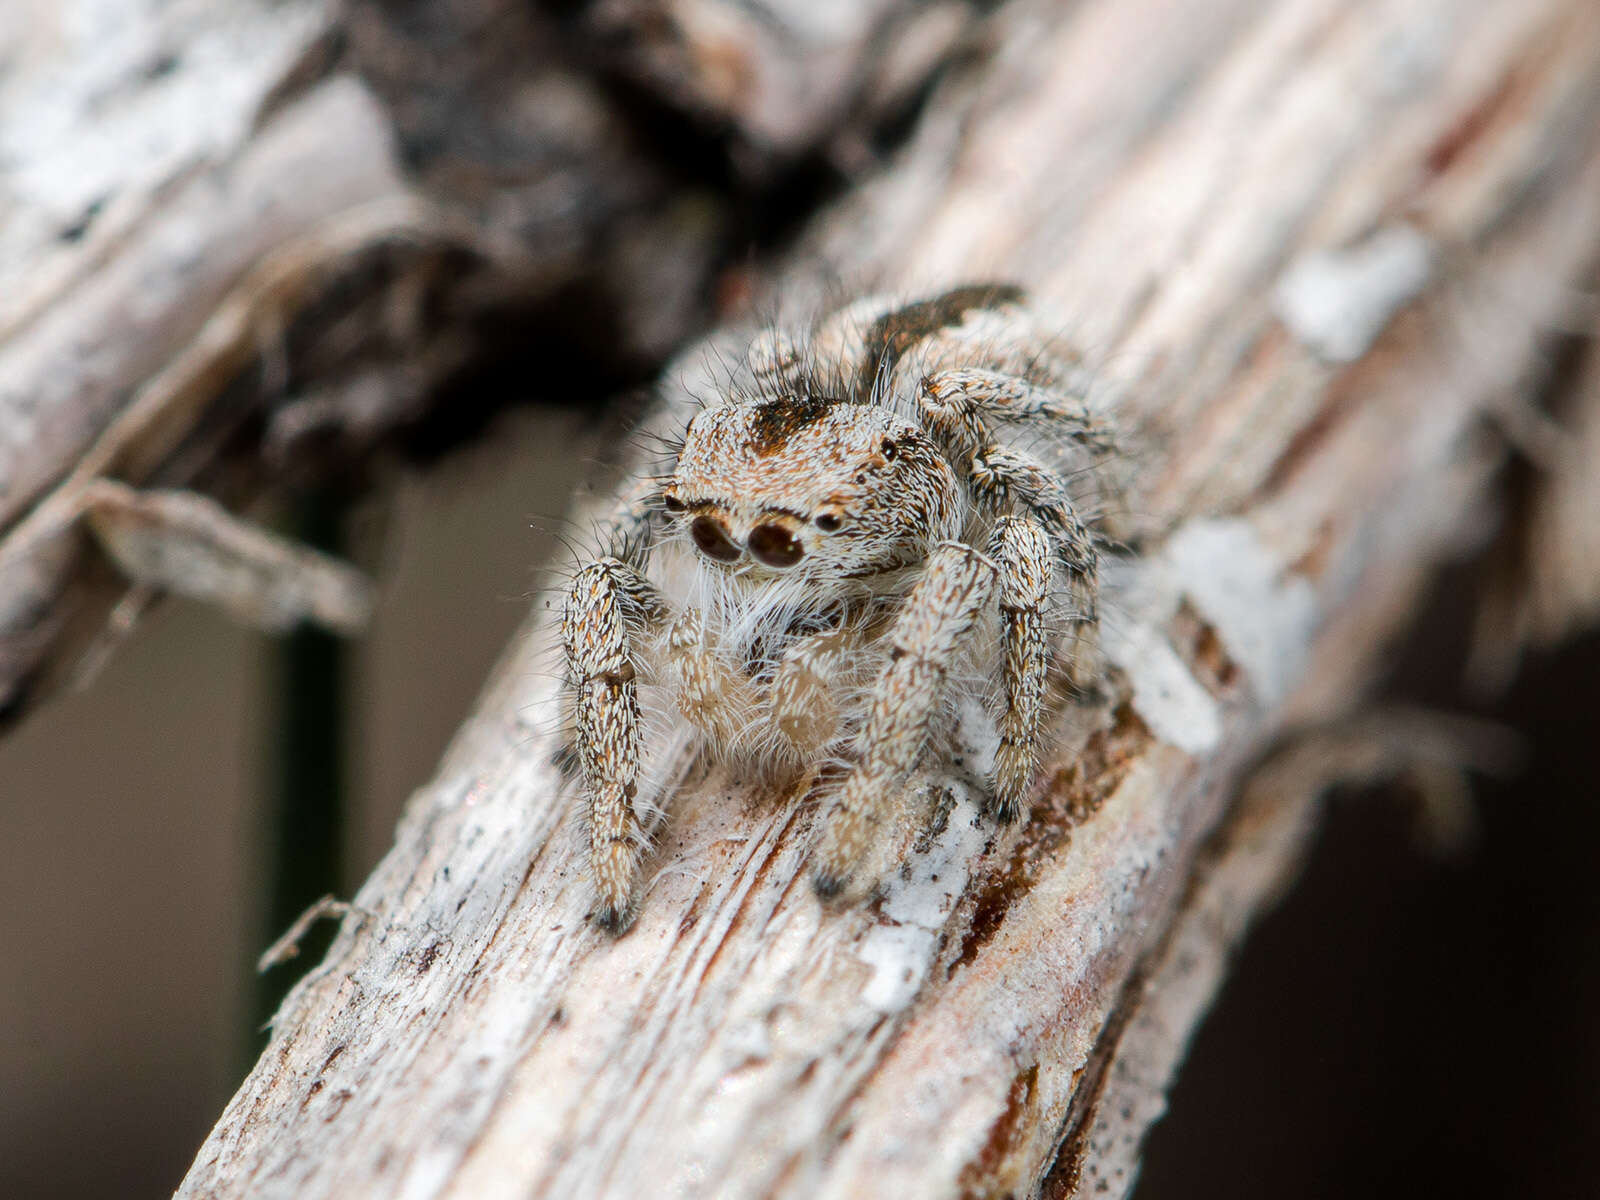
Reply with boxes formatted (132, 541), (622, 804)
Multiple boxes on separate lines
(562, 284), (1120, 931)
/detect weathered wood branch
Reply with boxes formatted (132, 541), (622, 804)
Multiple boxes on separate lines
(156, 0), (1596, 1194)
(0, 0), (971, 723)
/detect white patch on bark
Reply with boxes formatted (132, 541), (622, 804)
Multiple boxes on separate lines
(1273, 224), (1435, 362)
(1166, 518), (1319, 706)
(1101, 616), (1222, 753)
(857, 796), (988, 1012)
(857, 699), (994, 1013)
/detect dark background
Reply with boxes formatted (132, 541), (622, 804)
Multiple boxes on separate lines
(0, 406), (1595, 1198)
(1137, 570), (1600, 1199)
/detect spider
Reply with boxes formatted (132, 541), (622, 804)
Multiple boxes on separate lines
(561, 284), (1119, 931)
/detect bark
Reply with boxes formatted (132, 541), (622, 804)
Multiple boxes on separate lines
(42, 0), (1600, 1195)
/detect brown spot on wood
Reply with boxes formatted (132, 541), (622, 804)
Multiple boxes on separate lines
(1051, 703), (1151, 827)
(1289, 516), (1339, 580)
(324, 1089), (355, 1122)
(1171, 600), (1239, 696)
(959, 1062), (1038, 1200)
(696, 805), (806, 986)
(677, 894), (703, 937)
(1038, 995), (1143, 1199)
(1264, 387), (1357, 494)
(1425, 64), (1524, 179)
(414, 940), (443, 975)
(1260, 298), (1429, 499)
(950, 706), (1152, 974)
(913, 786), (957, 856)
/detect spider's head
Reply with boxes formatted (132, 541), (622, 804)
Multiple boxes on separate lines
(665, 395), (962, 579)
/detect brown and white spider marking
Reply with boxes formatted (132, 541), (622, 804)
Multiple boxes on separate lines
(561, 284), (1119, 931)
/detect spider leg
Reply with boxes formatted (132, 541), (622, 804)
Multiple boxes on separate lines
(871, 287), (1099, 405)
(561, 556), (668, 931)
(915, 372), (1102, 690)
(751, 286), (1079, 408)
(967, 444), (1101, 691)
(808, 294), (902, 398)
(746, 328), (807, 394)
(812, 543), (997, 897)
(988, 516), (1052, 822)
(747, 294), (904, 398)
(918, 367), (1116, 461)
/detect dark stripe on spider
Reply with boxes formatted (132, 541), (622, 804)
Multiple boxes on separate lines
(855, 283), (1028, 400)
(748, 393), (845, 455)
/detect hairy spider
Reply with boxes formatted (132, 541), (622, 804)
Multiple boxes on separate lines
(561, 284), (1119, 931)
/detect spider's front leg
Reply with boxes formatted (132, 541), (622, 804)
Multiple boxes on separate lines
(811, 544), (997, 897)
(562, 556), (667, 931)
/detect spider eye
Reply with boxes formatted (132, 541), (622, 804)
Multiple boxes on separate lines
(690, 516), (741, 562)
(813, 512), (843, 532)
(748, 522), (804, 568)
(662, 494), (685, 513)
(880, 438), (897, 460)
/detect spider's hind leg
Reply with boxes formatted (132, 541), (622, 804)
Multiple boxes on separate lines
(919, 367), (1117, 461)
(969, 445), (1102, 692)
(988, 516), (1053, 823)
(917, 373), (1104, 693)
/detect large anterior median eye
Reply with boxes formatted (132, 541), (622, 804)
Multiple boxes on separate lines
(748, 522), (804, 567)
(690, 516), (741, 562)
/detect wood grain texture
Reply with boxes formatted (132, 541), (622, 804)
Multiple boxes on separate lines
(160, 0), (1598, 1195)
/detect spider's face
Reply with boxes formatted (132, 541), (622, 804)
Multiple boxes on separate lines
(666, 395), (962, 579)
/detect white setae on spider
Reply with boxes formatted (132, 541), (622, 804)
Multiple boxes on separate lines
(561, 284), (1120, 931)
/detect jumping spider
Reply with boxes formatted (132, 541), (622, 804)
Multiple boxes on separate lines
(562, 284), (1119, 931)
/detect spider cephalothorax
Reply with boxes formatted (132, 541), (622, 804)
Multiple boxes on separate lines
(667, 396), (964, 584)
(562, 284), (1117, 931)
